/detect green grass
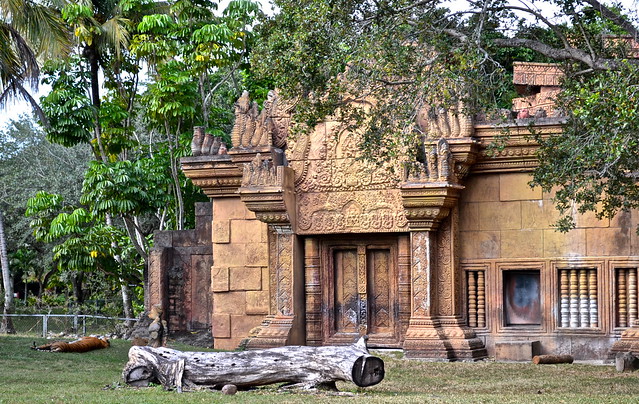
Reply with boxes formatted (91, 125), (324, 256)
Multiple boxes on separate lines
(1, 336), (639, 403)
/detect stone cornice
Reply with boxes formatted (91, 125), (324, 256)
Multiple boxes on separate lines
(238, 165), (297, 230)
(180, 155), (243, 198)
(471, 118), (565, 174)
(399, 182), (464, 231)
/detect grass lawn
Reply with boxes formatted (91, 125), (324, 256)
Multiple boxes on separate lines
(2, 335), (639, 403)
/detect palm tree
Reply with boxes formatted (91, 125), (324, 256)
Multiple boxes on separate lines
(0, 208), (15, 333)
(0, 0), (70, 124)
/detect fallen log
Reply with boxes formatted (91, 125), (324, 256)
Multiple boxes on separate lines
(122, 336), (384, 392)
(532, 354), (574, 365)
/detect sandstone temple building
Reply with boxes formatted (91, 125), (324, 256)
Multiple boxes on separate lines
(148, 62), (639, 361)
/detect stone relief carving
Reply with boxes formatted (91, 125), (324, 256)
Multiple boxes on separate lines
(403, 138), (454, 183)
(416, 101), (473, 139)
(231, 90), (293, 149)
(297, 190), (408, 234)
(190, 126), (227, 156)
(242, 153), (279, 187)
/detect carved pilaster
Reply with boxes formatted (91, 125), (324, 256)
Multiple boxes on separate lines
(400, 156), (485, 360)
(402, 231), (486, 360)
(246, 226), (300, 349)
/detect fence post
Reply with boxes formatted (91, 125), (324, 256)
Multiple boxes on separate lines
(42, 315), (48, 337)
(82, 316), (86, 335)
(73, 315), (78, 334)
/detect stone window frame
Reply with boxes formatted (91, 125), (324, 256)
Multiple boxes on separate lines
(550, 259), (606, 335)
(462, 262), (490, 331)
(610, 259), (639, 333)
(495, 261), (549, 335)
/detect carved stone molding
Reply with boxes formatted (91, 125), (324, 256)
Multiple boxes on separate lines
(472, 119), (564, 173)
(399, 183), (464, 231)
(181, 155), (243, 198)
(238, 156), (296, 229)
(609, 326), (639, 357)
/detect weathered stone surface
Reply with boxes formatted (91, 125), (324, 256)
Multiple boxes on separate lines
(495, 341), (541, 361)
(231, 219), (263, 244)
(214, 198), (250, 220)
(214, 243), (247, 267)
(212, 314), (231, 338)
(213, 292), (246, 315)
(245, 243), (268, 267)
(212, 220), (230, 244)
(477, 201), (521, 230)
(458, 202), (479, 231)
(231, 314), (263, 340)
(461, 174), (499, 203)
(543, 228), (586, 257)
(521, 200), (560, 229)
(229, 266), (262, 291)
(460, 231), (500, 259)
(246, 290), (270, 315)
(501, 229), (543, 258)
(211, 267), (229, 292)
(586, 227), (631, 256)
(499, 173), (542, 201)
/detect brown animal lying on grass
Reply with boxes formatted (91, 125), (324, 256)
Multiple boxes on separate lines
(32, 336), (110, 353)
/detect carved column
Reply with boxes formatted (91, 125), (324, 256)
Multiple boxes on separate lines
(239, 161), (304, 348)
(400, 182), (486, 360)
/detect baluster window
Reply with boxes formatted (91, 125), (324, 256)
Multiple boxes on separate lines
(558, 268), (598, 328)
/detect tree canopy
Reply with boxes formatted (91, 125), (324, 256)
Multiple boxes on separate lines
(252, 0), (639, 231)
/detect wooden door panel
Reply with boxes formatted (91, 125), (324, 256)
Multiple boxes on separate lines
(368, 249), (392, 335)
(333, 249), (359, 334)
(322, 237), (401, 347)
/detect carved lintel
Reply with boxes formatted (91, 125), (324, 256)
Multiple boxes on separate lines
(239, 161), (297, 230)
(180, 155), (243, 198)
(399, 183), (463, 231)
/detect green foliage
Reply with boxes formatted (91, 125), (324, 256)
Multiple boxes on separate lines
(81, 159), (173, 217)
(531, 62), (639, 231)
(40, 58), (94, 148)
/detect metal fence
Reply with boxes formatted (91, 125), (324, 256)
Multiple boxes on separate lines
(1, 314), (137, 337)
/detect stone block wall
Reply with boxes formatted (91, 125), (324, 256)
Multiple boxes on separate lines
(148, 202), (212, 334)
(211, 197), (270, 350)
(458, 172), (639, 360)
(459, 172), (635, 259)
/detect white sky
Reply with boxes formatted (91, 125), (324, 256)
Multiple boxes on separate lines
(1, 0), (637, 130)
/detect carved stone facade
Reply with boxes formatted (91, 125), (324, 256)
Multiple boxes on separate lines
(167, 67), (639, 360)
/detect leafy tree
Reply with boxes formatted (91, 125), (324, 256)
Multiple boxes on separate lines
(0, 0), (69, 123)
(253, 0), (639, 230)
(0, 115), (90, 315)
(0, 208), (15, 333)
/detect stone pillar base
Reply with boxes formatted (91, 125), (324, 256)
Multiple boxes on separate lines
(245, 315), (295, 349)
(610, 326), (639, 358)
(403, 316), (487, 361)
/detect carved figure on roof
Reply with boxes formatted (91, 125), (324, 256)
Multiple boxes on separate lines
(190, 126), (227, 156)
(230, 90), (293, 150)
(416, 101), (473, 139)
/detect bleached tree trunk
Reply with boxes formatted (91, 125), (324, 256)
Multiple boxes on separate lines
(123, 337), (384, 392)
(0, 209), (15, 333)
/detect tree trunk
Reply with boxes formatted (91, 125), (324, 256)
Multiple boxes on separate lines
(532, 354), (574, 364)
(120, 282), (135, 327)
(0, 209), (16, 333)
(123, 337), (384, 392)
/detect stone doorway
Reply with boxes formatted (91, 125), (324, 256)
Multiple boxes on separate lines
(320, 236), (403, 347)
